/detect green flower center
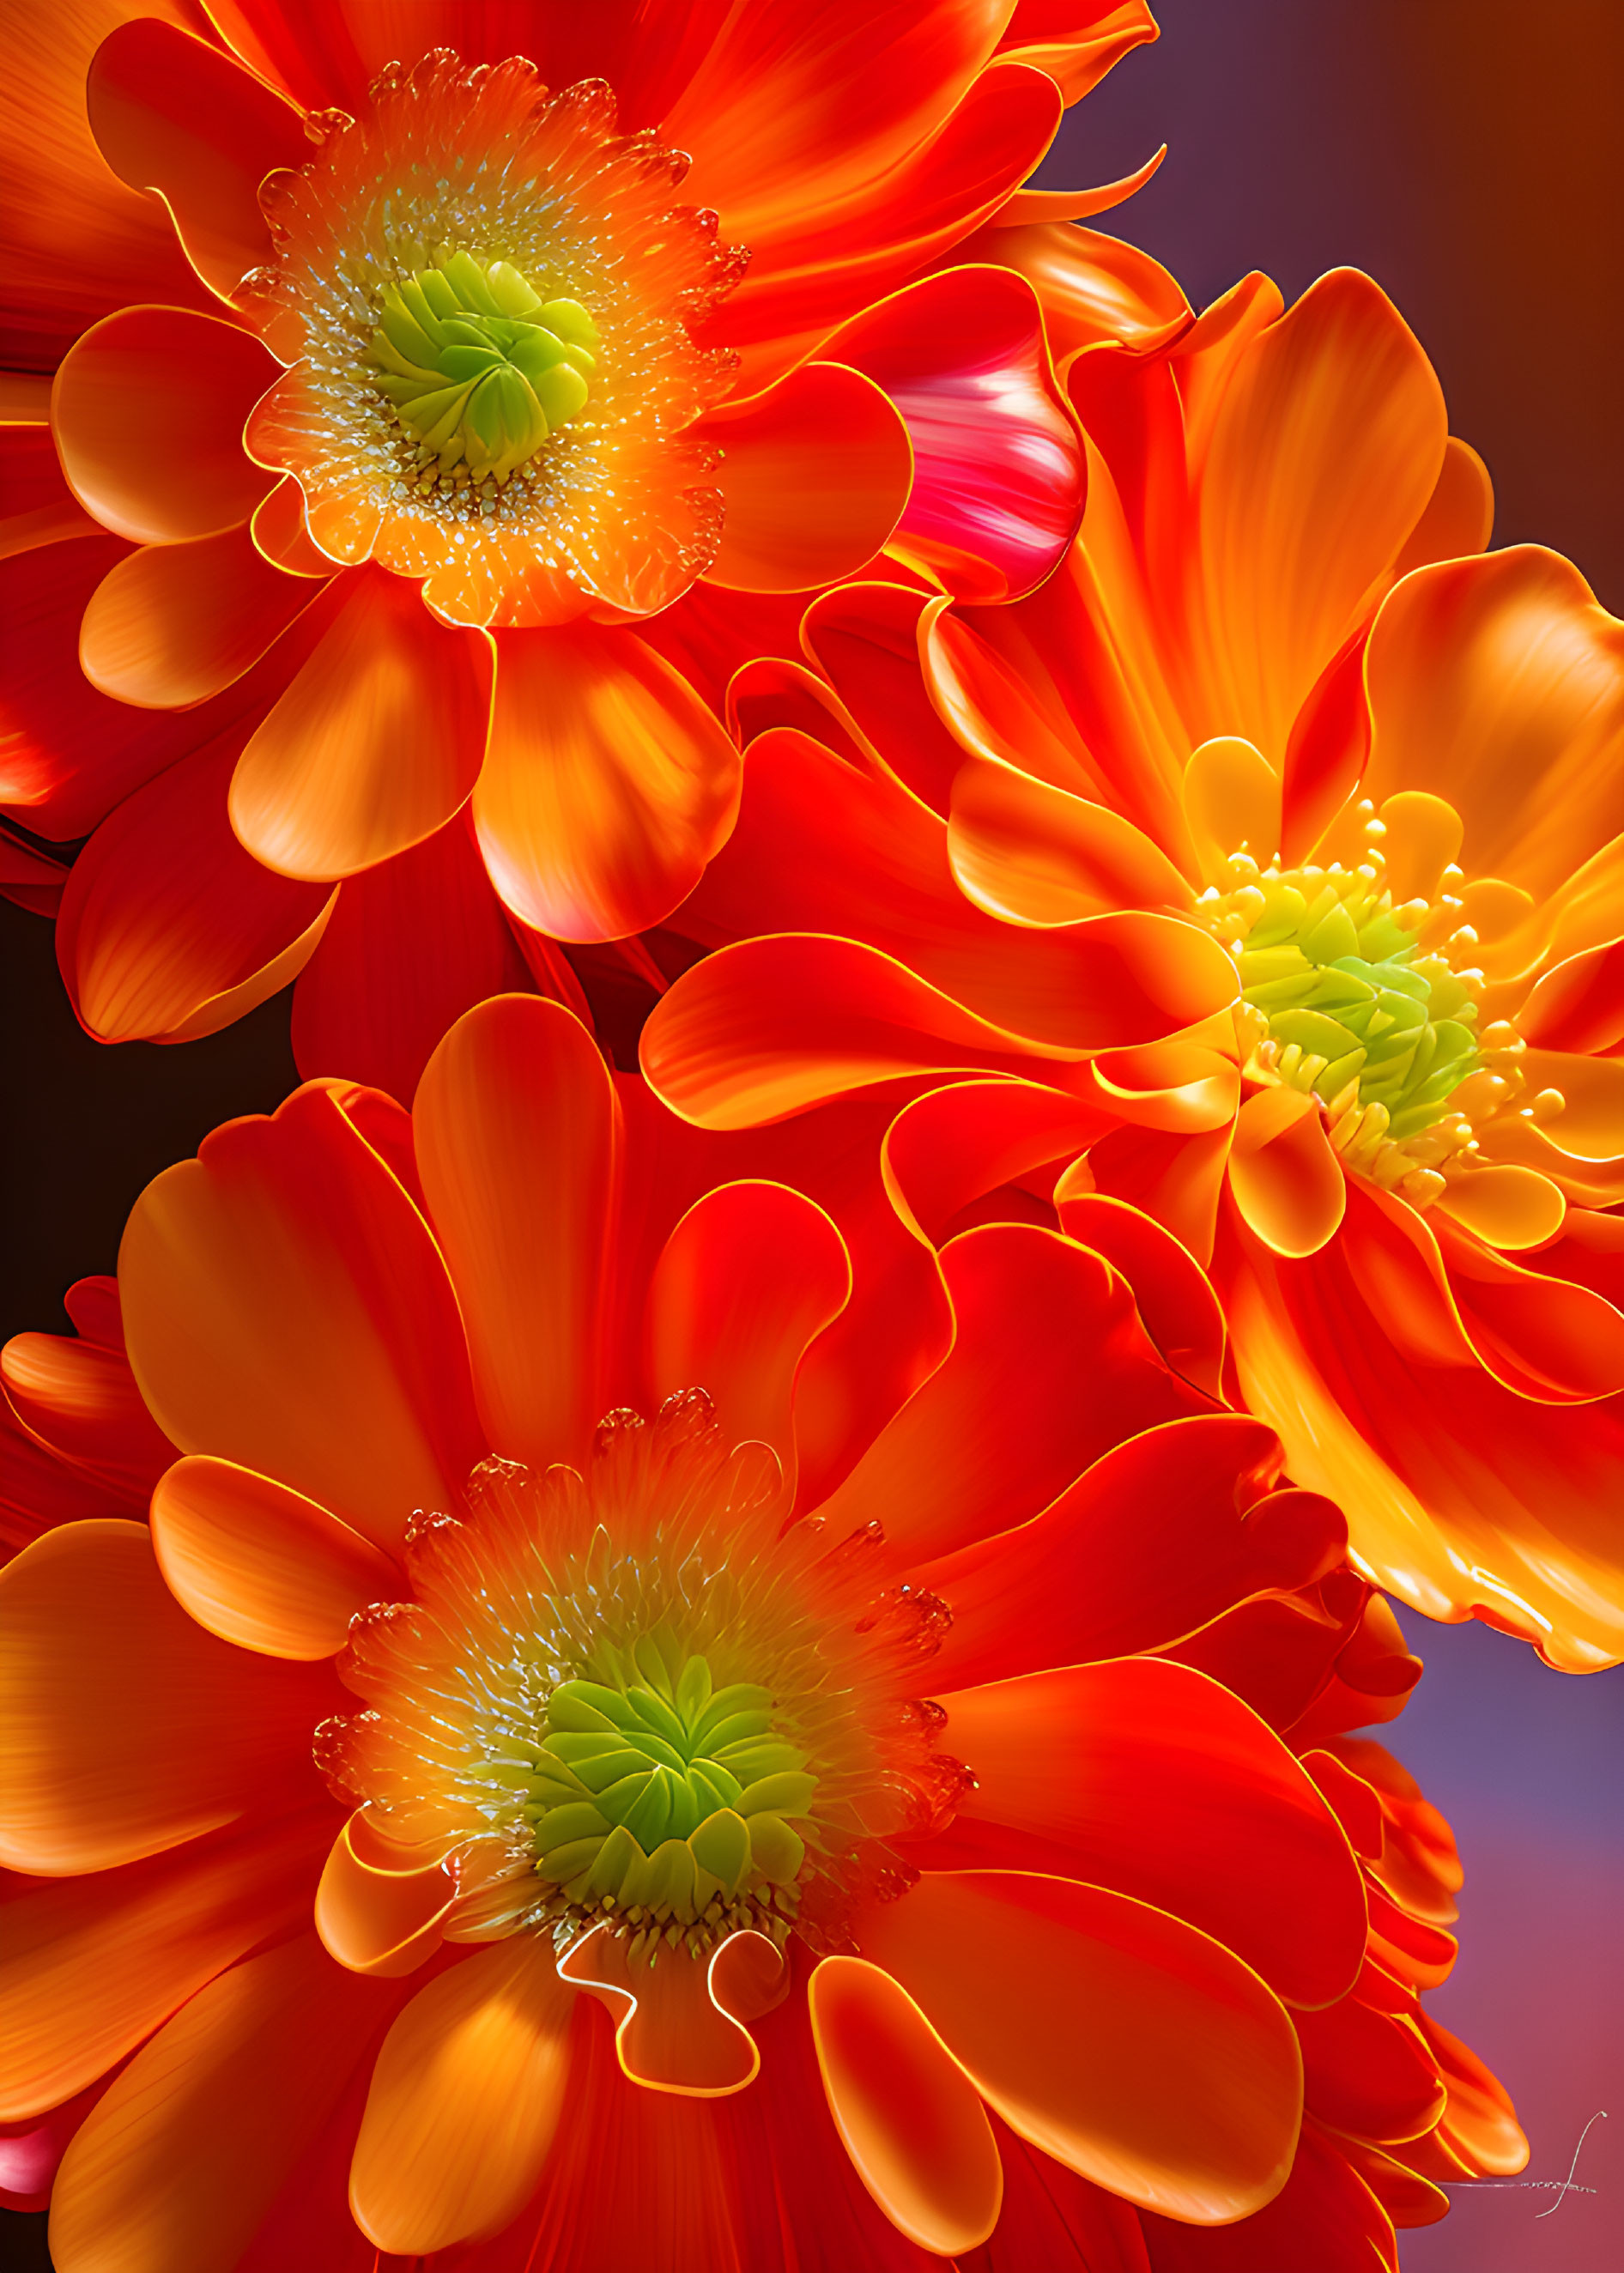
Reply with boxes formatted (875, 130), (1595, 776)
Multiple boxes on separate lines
(524, 1634), (815, 1956)
(367, 246), (599, 490)
(1231, 865), (1483, 1148)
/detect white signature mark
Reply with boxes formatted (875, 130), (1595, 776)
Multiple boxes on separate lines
(1448, 2108), (1607, 2218)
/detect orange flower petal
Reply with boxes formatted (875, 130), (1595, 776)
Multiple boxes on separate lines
(646, 1181), (850, 1473)
(151, 1456), (399, 1660)
(289, 815), (539, 1106)
(3, 0), (212, 371)
(476, 621), (740, 940)
(88, 21), (306, 298)
(916, 1412), (1343, 1688)
(1228, 1088), (1346, 1258)
(808, 1955), (1002, 2253)
(1361, 545), (1624, 899)
(956, 217), (1190, 364)
(1434, 1163), (1566, 1252)
(1222, 1188), (1624, 1670)
(50, 1932), (401, 2273)
(815, 1222), (1203, 1565)
(996, 0), (1159, 102)
(1295, 1997), (1446, 2144)
(413, 995), (617, 1472)
(827, 265), (1084, 604)
(0, 1520), (333, 1872)
(860, 1870), (1301, 2222)
(644, 918), (1234, 1130)
(1, 1321), (173, 1505)
(80, 524), (328, 709)
(705, 63), (1063, 389)
(349, 1936), (576, 2252)
(1054, 1187), (1227, 1398)
(229, 567), (494, 882)
(948, 752), (1194, 923)
(52, 305), (279, 542)
(313, 1809), (461, 1979)
(57, 718), (335, 1045)
(1183, 734), (1282, 880)
(1137, 2116), (1395, 2273)
(994, 145), (1166, 227)
(0, 532), (268, 840)
(1391, 434), (1494, 579)
(1194, 268), (1446, 761)
(940, 1658), (1366, 2009)
(0, 1814), (330, 2119)
(669, 0), (1012, 245)
(880, 1073), (1108, 1246)
(559, 1923), (779, 2097)
(701, 361), (911, 593)
(118, 1082), (485, 1549)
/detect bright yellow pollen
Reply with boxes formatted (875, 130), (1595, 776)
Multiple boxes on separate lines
(367, 246), (599, 488)
(1204, 803), (1546, 1209)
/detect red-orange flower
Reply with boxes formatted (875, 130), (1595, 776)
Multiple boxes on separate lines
(0, 996), (1518, 2268)
(0, 0), (1150, 1079)
(642, 243), (1624, 1672)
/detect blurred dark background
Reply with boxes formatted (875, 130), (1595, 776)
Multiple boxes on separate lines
(3, 3), (1622, 2269)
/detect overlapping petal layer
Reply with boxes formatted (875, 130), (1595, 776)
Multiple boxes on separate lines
(6, 0), (1114, 1020)
(644, 243), (1624, 1667)
(0, 996), (1518, 2268)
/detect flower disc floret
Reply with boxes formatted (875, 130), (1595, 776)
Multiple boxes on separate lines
(368, 252), (600, 486)
(237, 50), (747, 625)
(318, 1391), (968, 1962)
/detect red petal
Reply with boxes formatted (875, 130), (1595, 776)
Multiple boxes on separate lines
(702, 361), (912, 593)
(814, 1222), (1203, 1565)
(1138, 2118), (1397, 2273)
(646, 1181), (851, 1476)
(939, 1658), (1367, 2008)
(57, 716), (334, 1043)
(915, 1413), (1342, 1688)
(291, 815), (538, 1106)
(88, 21), (306, 298)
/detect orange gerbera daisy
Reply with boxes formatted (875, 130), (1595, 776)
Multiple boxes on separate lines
(0, 996), (1518, 2268)
(0, 0), (1153, 1086)
(640, 242), (1624, 1671)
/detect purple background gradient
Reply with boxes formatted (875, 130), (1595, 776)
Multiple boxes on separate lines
(2, 5), (1622, 2270)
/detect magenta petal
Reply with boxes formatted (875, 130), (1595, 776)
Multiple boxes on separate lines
(827, 267), (1085, 605)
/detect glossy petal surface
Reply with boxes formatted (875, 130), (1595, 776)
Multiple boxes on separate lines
(413, 995), (617, 1471)
(118, 1083), (484, 1548)
(862, 1871), (1302, 2222)
(230, 568), (494, 881)
(809, 1956), (1002, 2253)
(476, 623), (740, 941)
(349, 1936), (576, 2252)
